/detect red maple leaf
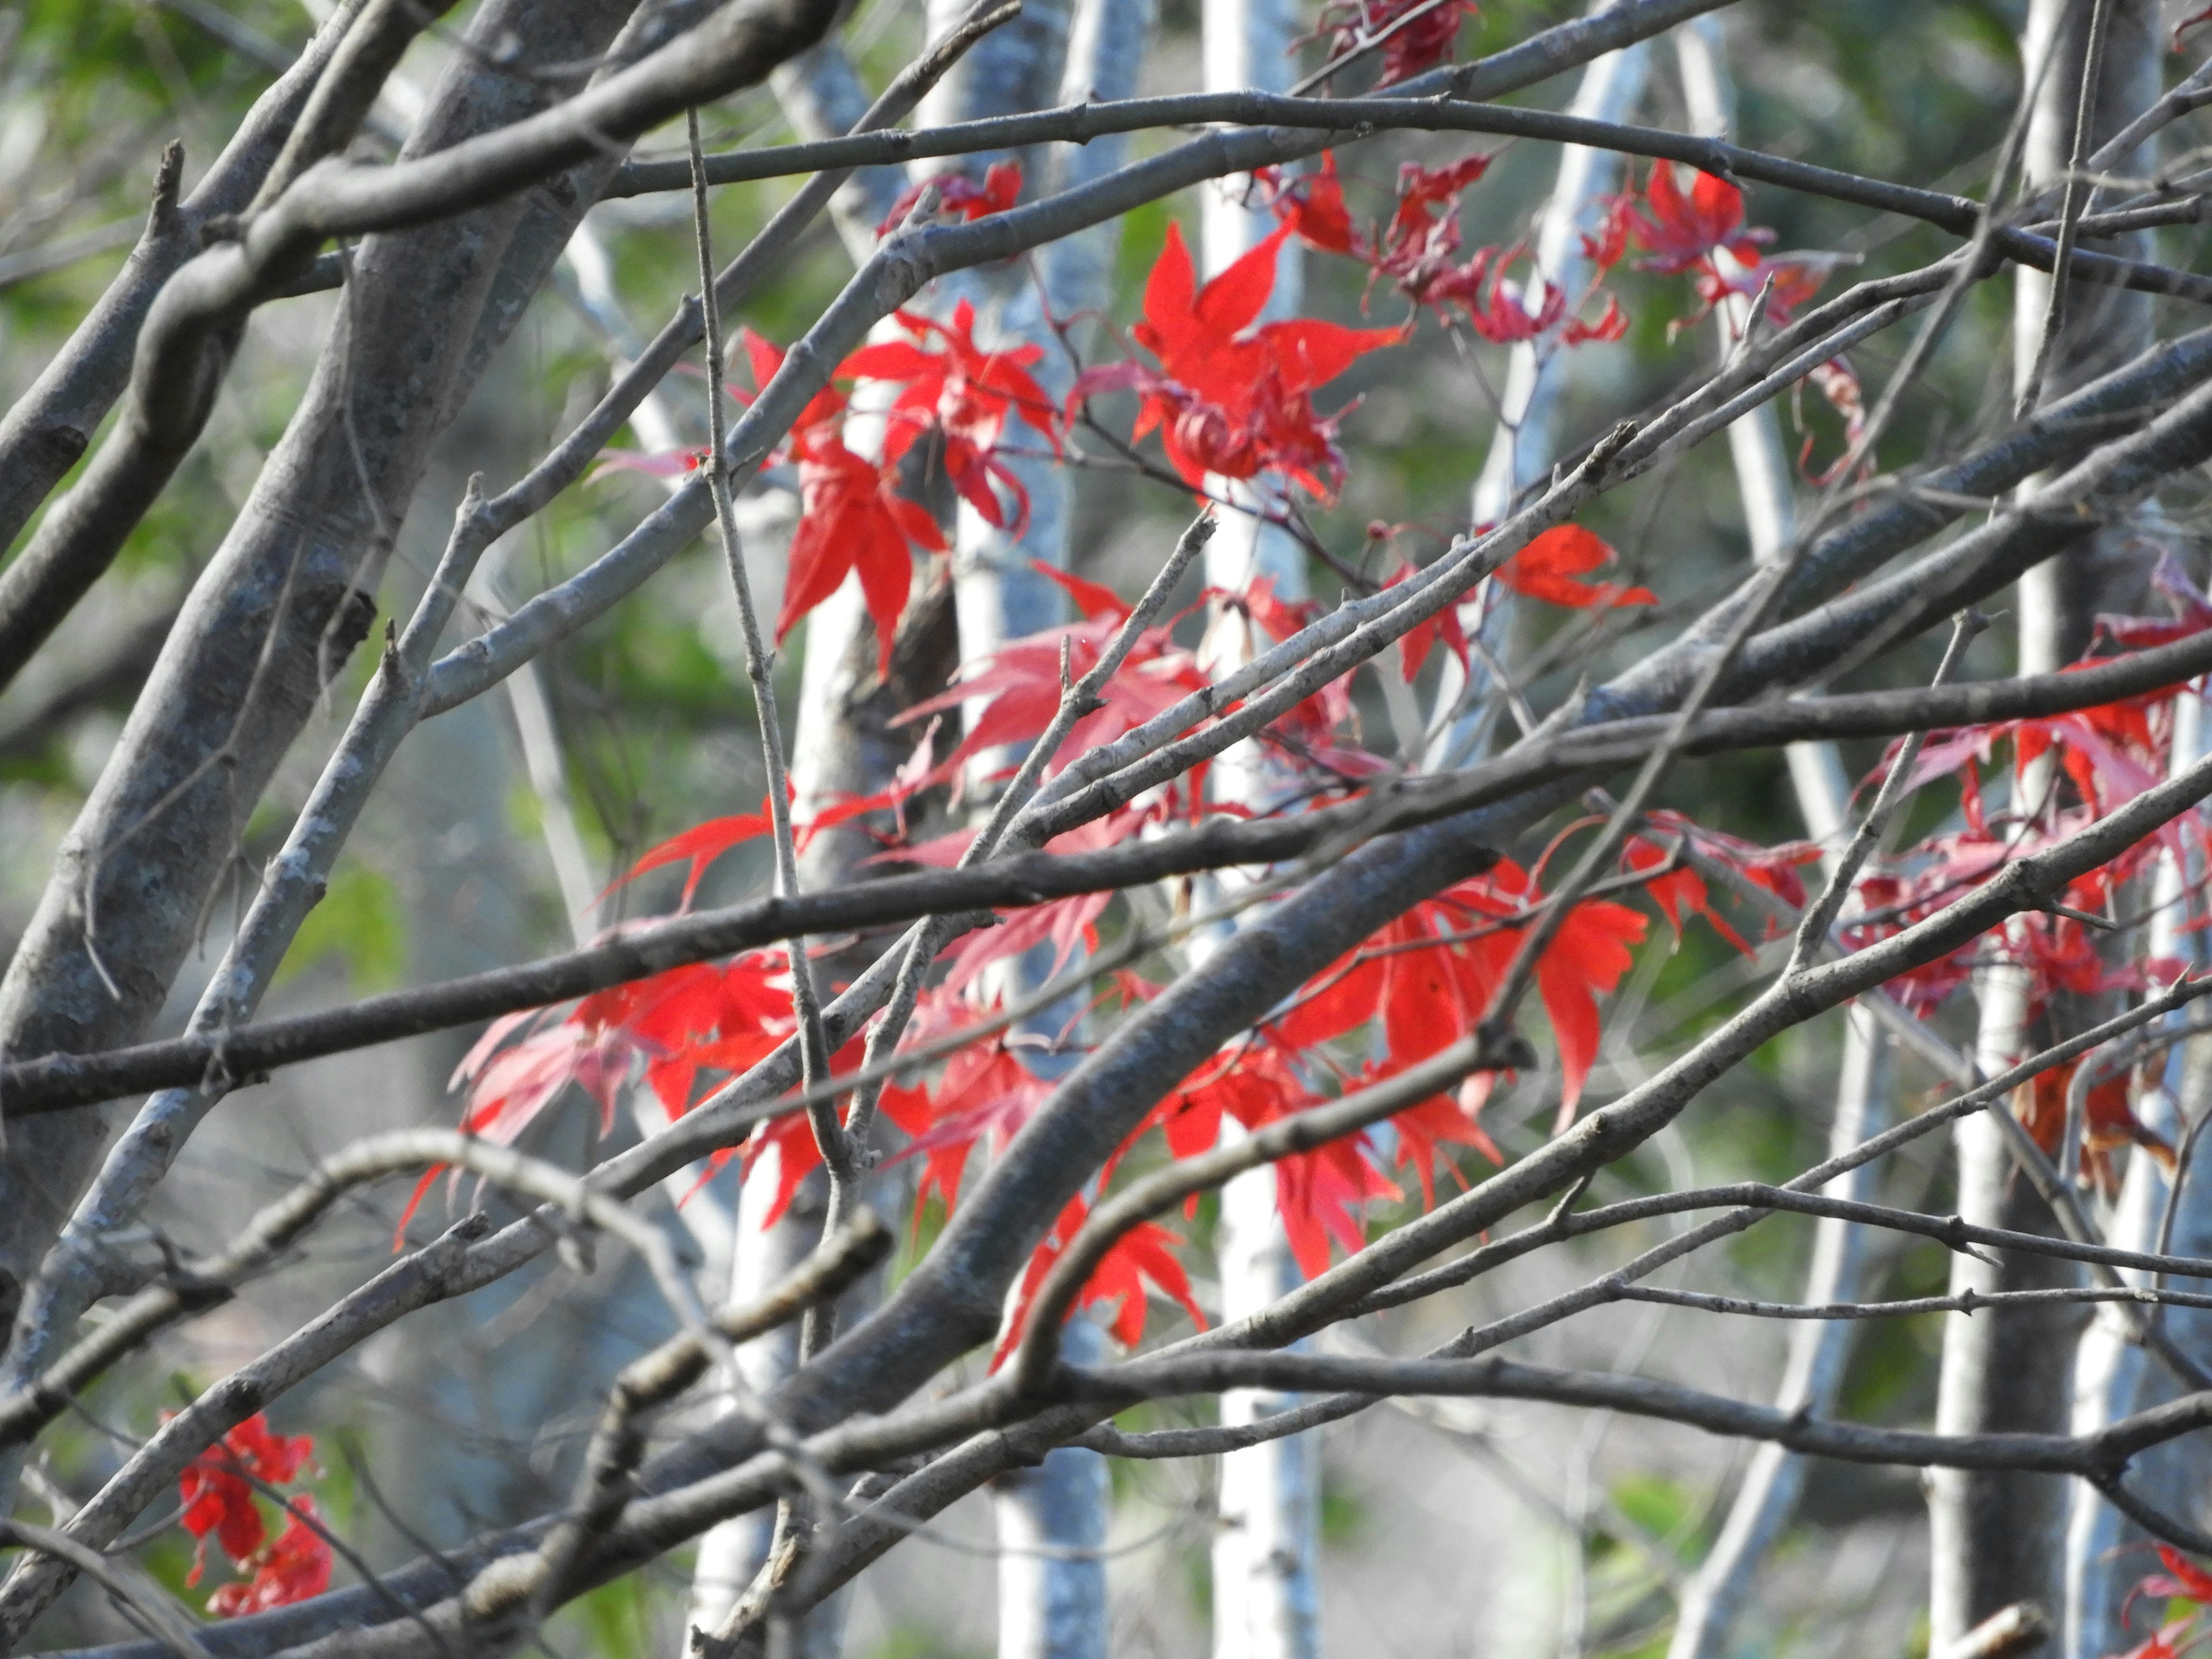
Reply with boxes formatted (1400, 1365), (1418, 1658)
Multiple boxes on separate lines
(1369, 155), (1491, 313)
(2142, 1546), (2212, 1604)
(1082, 222), (1400, 499)
(1904, 677), (2177, 820)
(206, 1503), (334, 1617)
(1273, 857), (1645, 1133)
(582, 954), (794, 1116)
(842, 298), (1060, 532)
(600, 806), (769, 911)
(1353, 162), (1624, 343)
(778, 435), (946, 674)
(1625, 835), (1752, 957)
(1602, 165), (1773, 275)
(877, 159), (1022, 236)
(734, 328), (945, 670)
(1264, 153), (1362, 256)
(178, 1415), (316, 1589)
(1315, 0), (1477, 84)
(1456, 245), (1567, 343)
(740, 327), (844, 438)
(1497, 525), (1655, 609)
(991, 1193), (1208, 1369)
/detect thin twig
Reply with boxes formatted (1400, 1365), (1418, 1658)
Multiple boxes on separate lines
(688, 107), (845, 1196)
(2017, 0), (2118, 418)
(1787, 609), (1987, 974)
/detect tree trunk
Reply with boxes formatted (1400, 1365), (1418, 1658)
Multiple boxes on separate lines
(2064, 686), (2212, 1659)
(0, 0), (643, 1355)
(1427, 2), (1649, 772)
(1195, 1), (1320, 1645)
(681, 52), (949, 1654)
(1929, 4), (2162, 1645)
(1663, 28), (1893, 1656)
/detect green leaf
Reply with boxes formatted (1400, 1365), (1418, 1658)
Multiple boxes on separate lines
(276, 860), (406, 993)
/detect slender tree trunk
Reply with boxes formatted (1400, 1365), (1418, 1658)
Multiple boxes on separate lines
(904, 0), (1143, 1647)
(681, 56), (932, 1656)
(1929, 6), (2162, 1646)
(1427, 3), (1649, 773)
(1192, 0), (1323, 1649)
(1664, 26), (1892, 1654)
(2064, 687), (2212, 1659)
(771, 40), (915, 263)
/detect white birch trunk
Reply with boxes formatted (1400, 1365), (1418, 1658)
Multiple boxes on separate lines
(2063, 688), (2212, 1658)
(902, 0), (1141, 1649)
(1192, 0), (1322, 1652)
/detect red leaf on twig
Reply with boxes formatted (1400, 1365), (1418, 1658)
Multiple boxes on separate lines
(1497, 525), (1655, 610)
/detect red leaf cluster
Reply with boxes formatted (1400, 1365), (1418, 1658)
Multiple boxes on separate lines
(892, 560), (1214, 794)
(1843, 673), (2206, 1017)
(2106, 1545), (2212, 1657)
(877, 159), (1022, 237)
(1313, 0), (1478, 85)
(842, 299), (1059, 533)
(1586, 165), (1866, 472)
(1271, 151), (1626, 346)
(207, 1506), (335, 1617)
(1593, 164), (1771, 278)
(400, 951), (799, 1244)
(990, 1194), (1207, 1369)
(177, 1415), (330, 1615)
(732, 298), (1064, 669)
(1073, 222), (1402, 501)
(2012, 1054), (2172, 1196)
(1393, 524), (1653, 682)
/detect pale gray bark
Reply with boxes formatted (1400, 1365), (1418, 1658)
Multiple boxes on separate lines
(996, 1319), (1111, 1659)
(2064, 685), (2212, 1659)
(1427, 2), (1650, 772)
(0, 0), (645, 1342)
(1665, 25), (1894, 1654)
(904, 0), (1108, 1643)
(1929, 5), (2164, 1645)
(0, 3), (361, 562)
(1194, 0), (1321, 1649)
(771, 42), (912, 264)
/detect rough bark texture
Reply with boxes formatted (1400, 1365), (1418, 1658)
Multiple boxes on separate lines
(0, 5), (359, 562)
(0, 0), (646, 1338)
